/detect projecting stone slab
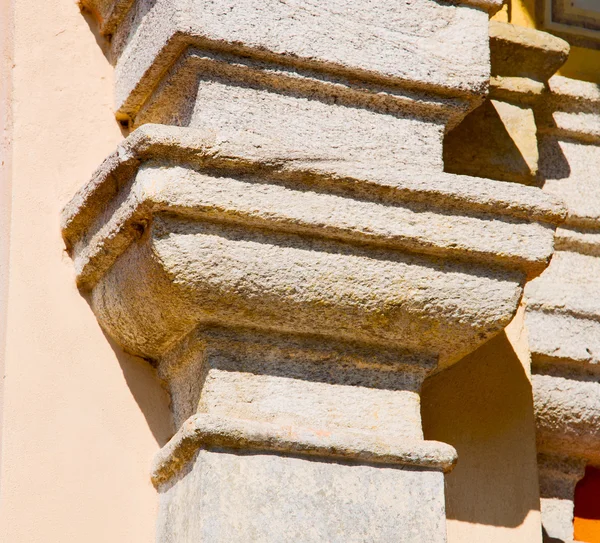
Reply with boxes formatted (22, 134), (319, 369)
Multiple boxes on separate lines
(444, 23), (569, 186)
(134, 57), (448, 172)
(109, 0), (494, 121)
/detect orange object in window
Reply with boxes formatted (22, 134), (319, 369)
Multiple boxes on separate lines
(574, 466), (600, 543)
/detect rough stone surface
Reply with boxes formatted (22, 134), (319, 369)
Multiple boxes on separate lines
(62, 125), (564, 367)
(110, 0), (494, 120)
(159, 328), (433, 436)
(84, 0), (504, 39)
(61, 4), (566, 540)
(152, 413), (457, 487)
(156, 448), (448, 543)
(489, 21), (570, 82)
(524, 75), (600, 543)
(135, 60), (448, 172)
(534, 374), (600, 465)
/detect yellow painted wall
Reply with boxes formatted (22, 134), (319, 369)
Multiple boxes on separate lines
(505, 0), (600, 84)
(422, 310), (543, 543)
(0, 1), (173, 541)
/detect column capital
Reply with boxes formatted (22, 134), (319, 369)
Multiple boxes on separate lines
(62, 123), (564, 367)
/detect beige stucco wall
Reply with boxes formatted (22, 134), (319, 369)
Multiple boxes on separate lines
(0, 1), (172, 541)
(422, 308), (543, 543)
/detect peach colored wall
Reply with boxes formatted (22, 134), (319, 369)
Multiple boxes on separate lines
(0, 1), (173, 541)
(0, 0), (15, 493)
(422, 309), (543, 543)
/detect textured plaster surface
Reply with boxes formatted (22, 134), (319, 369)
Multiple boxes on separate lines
(0, 1), (172, 542)
(157, 448), (448, 543)
(0, 0), (15, 485)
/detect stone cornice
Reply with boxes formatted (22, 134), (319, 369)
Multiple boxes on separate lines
(89, 0), (501, 125)
(488, 21), (569, 105)
(524, 76), (600, 510)
(62, 124), (564, 368)
(62, 125), (565, 288)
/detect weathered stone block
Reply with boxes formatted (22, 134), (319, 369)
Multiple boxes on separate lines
(157, 448), (448, 543)
(107, 0), (497, 121)
(62, 124), (564, 367)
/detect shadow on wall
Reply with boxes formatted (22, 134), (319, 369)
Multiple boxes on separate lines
(421, 331), (542, 541)
(101, 329), (175, 448)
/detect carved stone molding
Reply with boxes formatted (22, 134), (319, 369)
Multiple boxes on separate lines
(66, 1), (564, 541)
(62, 124), (564, 365)
(80, 0), (504, 127)
(524, 76), (600, 543)
(63, 122), (564, 541)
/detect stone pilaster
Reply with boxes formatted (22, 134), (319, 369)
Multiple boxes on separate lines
(524, 77), (600, 542)
(65, 1), (565, 541)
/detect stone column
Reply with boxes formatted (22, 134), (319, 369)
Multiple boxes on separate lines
(525, 77), (600, 543)
(65, 1), (565, 541)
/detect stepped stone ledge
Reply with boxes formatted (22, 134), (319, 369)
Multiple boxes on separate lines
(77, 0), (504, 130)
(62, 123), (565, 366)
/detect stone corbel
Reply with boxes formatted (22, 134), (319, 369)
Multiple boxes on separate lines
(525, 78), (600, 542)
(65, 1), (564, 541)
(444, 21), (570, 185)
